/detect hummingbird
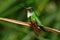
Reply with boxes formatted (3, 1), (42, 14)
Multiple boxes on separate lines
(26, 7), (47, 36)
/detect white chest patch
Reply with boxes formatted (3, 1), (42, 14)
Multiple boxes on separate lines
(27, 11), (32, 18)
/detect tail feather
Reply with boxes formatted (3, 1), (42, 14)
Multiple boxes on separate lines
(39, 25), (47, 32)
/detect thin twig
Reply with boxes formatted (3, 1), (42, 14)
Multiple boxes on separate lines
(45, 27), (60, 34)
(0, 18), (30, 26)
(0, 18), (60, 34)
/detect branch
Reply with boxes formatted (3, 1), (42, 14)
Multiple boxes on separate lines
(0, 18), (60, 34)
(0, 18), (30, 26)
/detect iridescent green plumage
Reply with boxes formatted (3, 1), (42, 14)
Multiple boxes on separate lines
(26, 7), (41, 25)
(30, 11), (41, 25)
(26, 7), (47, 36)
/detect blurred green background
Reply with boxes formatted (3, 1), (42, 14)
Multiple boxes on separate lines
(0, 0), (60, 40)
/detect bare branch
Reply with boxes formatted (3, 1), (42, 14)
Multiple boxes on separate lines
(0, 18), (30, 26)
(45, 27), (60, 34)
(0, 17), (60, 34)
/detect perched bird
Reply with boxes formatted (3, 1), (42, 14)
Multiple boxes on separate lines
(26, 7), (47, 36)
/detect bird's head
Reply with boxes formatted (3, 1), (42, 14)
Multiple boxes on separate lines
(26, 7), (33, 13)
(26, 7), (33, 18)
